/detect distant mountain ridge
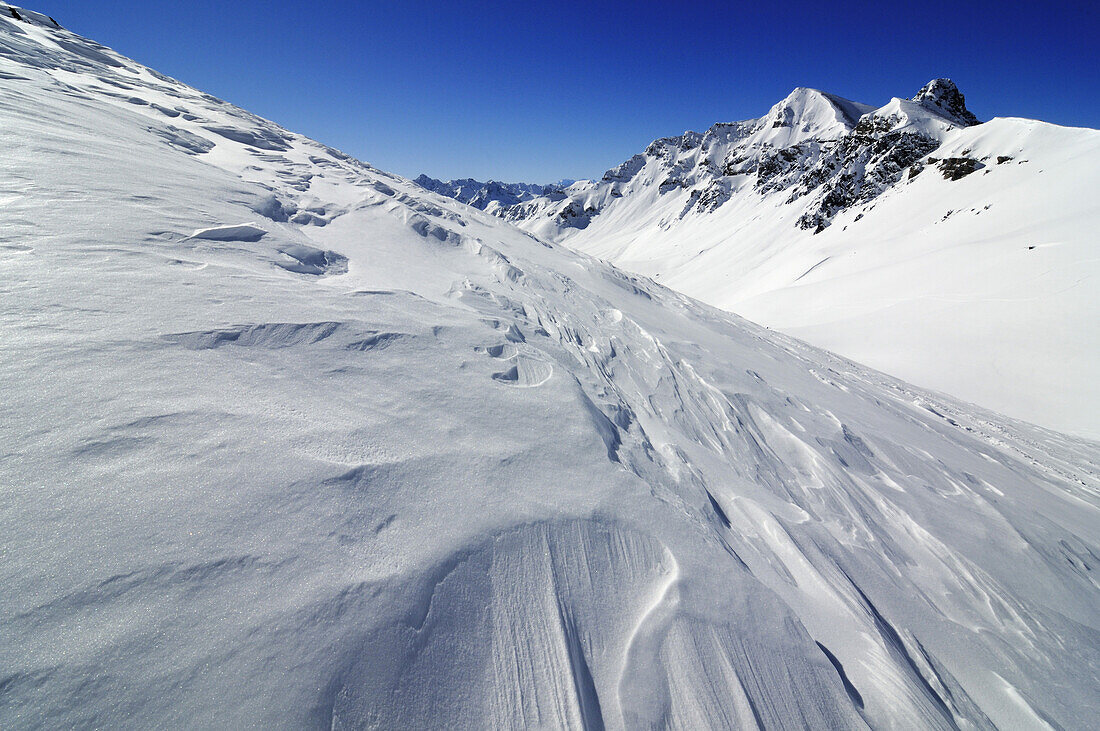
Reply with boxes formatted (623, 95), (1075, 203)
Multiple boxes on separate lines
(417, 79), (983, 236)
(412, 175), (574, 213)
(413, 79), (1100, 437)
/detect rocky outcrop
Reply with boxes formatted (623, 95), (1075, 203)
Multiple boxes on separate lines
(912, 78), (980, 126)
(934, 156), (984, 180)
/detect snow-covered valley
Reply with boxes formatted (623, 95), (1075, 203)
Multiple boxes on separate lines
(424, 83), (1100, 439)
(2, 5), (1098, 729)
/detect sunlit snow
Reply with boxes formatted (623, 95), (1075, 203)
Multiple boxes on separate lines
(1, 4), (1098, 729)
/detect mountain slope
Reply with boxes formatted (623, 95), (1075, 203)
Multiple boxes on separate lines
(427, 82), (1099, 438)
(2, 6), (1099, 729)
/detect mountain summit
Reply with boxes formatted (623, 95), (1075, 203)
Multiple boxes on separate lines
(912, 77), (981, 126)
(757, 87), (874, 144)
(411, 174), (561, 213)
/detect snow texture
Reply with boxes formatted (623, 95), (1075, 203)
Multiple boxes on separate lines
(1, 5), (1099, 729)
(430, 80), (1099, 439)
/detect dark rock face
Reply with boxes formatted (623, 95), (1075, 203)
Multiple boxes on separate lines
(553, 200), (595, 229)
(744, 112), (942, 233)
(796, 121), (941, 231)
(912, 78), (980, 126)
(683, 182), (733, 216)
(646, 131), (703, 157)
(935, 157), (984, 180)
(756, 144), (814, 193)
(603, 154), (647, 183)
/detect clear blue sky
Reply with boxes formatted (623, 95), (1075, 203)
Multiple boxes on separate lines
(42, 0), (1100, 183)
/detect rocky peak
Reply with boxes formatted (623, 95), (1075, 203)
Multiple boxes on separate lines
(645, 130), (703, 157)
(911, 78), (980, 126)
(413, 173), (444, 190)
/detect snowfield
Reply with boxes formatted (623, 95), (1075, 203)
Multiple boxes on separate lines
(1, 4), (1099, 729)
(433, 83), (1100, 439)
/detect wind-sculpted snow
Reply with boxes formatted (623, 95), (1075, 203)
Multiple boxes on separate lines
(1, 5), (1099, 728)
(330, 521), (679, 729)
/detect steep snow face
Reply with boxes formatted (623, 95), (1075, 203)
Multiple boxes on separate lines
(428, 80), (1096, 438)
(868, 96), (969, 138)
(3, 7), (1100, 729)
(753, 86), (876, 148)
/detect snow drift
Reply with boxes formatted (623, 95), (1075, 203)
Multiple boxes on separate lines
(1, 5), (1098, 729)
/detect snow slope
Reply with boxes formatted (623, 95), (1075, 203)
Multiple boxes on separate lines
(440, 82), (1099, 438)
(2, 5), (1099, 728)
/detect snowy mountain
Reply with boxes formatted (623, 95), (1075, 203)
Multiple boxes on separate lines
(412, 175), (568, 214)
(453, 82), (972, 237)
(429, 81), (1100, 438)
(2, 5), (1099, 729)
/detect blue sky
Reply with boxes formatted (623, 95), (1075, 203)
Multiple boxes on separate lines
(46, 0), (1099, 182)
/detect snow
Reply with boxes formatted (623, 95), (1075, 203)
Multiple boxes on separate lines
(1, 5), (1099, 729)
(412, 175), (561, 212)
(486, 85), (1099, 439)
(189, 223), (268, 241)
(869, 96), (964, 136)
(751, 87), (875, 147)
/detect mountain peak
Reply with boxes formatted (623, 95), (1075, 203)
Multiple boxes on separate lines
(758, 87), (875, 145)
(911, 78), (980, 126)
(1, 2), (62, 28)
(769, 87), (837, 122)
